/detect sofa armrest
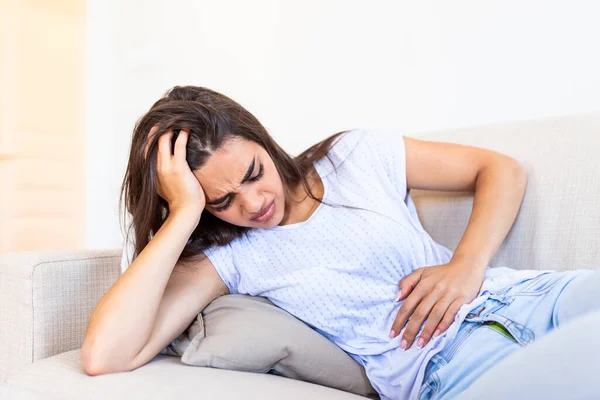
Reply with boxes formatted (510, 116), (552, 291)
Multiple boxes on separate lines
(0, 249), (121, 382)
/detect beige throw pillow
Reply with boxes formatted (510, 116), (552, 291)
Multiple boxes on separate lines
(161, 294), (378, 399)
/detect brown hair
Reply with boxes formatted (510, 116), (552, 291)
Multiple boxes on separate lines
(120, 85), (352, 263)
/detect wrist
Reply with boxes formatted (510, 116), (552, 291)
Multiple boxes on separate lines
(169, 206), (202, 227)
(449, 254), (488, 272)
(169, 201), (203, 216)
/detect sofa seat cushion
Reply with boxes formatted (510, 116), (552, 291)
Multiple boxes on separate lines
(0, 350), (371, 400)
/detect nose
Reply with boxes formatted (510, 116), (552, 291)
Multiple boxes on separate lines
(239, 189), (265, 216)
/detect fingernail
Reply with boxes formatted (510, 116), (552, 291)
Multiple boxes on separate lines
(433, 329), (441, 338)
(395, 289), (402, 302)
(389, 329), (396, 339)
(400, 339), (407, 351)
(416, 337), (425, 348)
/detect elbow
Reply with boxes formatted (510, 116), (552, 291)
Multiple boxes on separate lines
(80, 345), (131, 377)
(510, 159), (528, 187)
(506, 156), (527, 178)
(80, 346), (103, 376)
(80, 346), (108, 376)
(506, 159), (528, 199)
(498, 157), (528, 186)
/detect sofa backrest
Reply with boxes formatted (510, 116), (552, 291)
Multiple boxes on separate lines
(409, 112), (600, 271)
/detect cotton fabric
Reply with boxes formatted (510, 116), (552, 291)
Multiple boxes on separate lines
(201, 129), (555, 400)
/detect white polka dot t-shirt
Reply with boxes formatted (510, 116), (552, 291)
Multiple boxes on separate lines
(200, 129), (554, 400)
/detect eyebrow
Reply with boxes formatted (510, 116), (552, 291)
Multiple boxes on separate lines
(207, 156), (257, 206)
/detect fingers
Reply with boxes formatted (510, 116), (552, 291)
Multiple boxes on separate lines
(394, 293), (438, 350)
(154, 131), (174, 201)
(173, 129), (189, 165)
(390, 283), (427, 341)
(396, 268), (423, 302)
(413, 295), (454, 348)
(144, 125), (173, 162)
(391, 292), (467, 351)
(157, 130), (174, 164)
(433, 297), (465, 338)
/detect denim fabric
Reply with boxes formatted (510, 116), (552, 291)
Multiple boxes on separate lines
(418, 269), (598, 400)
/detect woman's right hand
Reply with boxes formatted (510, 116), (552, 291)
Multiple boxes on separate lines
(145, 126), (206, 217)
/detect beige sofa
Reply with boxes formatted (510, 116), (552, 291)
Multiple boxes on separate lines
(1, 113), (599, 399)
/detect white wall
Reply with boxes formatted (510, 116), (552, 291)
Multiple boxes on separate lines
(86, 0), (600, 249)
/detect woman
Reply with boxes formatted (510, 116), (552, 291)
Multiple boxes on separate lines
(81, 85), (597, 400)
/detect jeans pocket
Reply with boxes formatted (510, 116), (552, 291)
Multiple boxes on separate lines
(481, 321), (518, 343)
(478, 314), (535, 346)
(463, 296), (532, 346)
(510, 272), (565, 297)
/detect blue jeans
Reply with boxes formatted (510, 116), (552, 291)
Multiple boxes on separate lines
(418, 268), (598, 400)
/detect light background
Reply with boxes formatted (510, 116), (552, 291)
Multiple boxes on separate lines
(86, 0), (600, 249)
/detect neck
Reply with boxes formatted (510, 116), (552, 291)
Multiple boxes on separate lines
(280, 167), (323, 226)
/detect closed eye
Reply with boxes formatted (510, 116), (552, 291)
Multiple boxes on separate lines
(214, 164), (264, 212)
(248, 164), (264, 182)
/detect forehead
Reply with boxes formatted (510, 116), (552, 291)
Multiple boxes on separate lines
(193, 138), (261, 200)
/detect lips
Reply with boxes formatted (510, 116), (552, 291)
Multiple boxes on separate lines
(251, 200), (274, 221)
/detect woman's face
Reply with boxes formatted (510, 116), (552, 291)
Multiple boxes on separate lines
(194, 137), (287, 228)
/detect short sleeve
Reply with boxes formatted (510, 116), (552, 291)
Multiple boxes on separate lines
(362, 129), (408, 200)
(203, 243), (241, 295)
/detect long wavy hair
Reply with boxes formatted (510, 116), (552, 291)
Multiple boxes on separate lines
(120, 85), (354, 263)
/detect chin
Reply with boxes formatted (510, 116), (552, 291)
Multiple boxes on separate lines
(269, 214), (282, 228)
(273, 201), (284, 226)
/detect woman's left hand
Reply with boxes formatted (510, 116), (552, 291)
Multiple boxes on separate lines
(390, 261), (486, 350)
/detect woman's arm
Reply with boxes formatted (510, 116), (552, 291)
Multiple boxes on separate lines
(391, 155), (528, 350)
(80, 208), (210, 375)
